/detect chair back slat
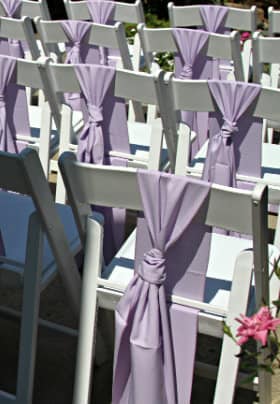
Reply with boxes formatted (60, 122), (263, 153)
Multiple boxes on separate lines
(168, 3), (257, 32)
(64, 0), (144, 23)
(268, 6), (280, 35)
(59, 151), (266, 235)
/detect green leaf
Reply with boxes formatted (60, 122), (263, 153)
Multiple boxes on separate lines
(223, 322), (234, 339)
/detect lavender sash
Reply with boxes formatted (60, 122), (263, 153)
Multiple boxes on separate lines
(113, 170), (212, 404)
(1, 0), (24, 58)
(75, 63), (130, 263)
(87, 0), (115, 65)
(61, 20), (91, 110)
(75, 64), (115, 163)
(0, 57), (18, 152)
(173, 28), (210, 158)
(202, 80), (261, 187)
(199, 6), (229, 80)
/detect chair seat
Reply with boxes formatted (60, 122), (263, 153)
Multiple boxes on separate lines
(103, 230), (278, 334)
(0, 190), (81, 287)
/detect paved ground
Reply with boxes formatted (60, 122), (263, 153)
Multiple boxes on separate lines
(0, 274), (278, 403)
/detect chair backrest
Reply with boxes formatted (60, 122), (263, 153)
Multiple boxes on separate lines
(168, 3), (257, 82)
(165, 76), (280, 187)
(0, 55), (61, 175)
(64, 0), (144, 24)
(268, 6), (280, 35)
(0, 15), (39, 59)
(46, 62), (166, 202)
(0, 0), (51, 19)
(36, 18), (134, 71)
(0, 147), (81, 313)
(36, 18), (145, 122)
(252, 31), (280, 86)
(138, 24), (244, 81)
(59, 150), (269, 404)
(168, 3), (257, 32)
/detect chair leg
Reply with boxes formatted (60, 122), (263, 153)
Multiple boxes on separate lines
(73, 217), (104, 404)
(16, 213), (43, 404)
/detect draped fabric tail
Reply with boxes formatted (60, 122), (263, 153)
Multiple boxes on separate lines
(87, 0), (116, 65)
(202, 80), (261, 188)
(61, 21), (91, 110)
(113, 170), (211, 403)
(75, 64), (130, 263)
(0, 57), (18, 153)
(173, 29), (210, 158)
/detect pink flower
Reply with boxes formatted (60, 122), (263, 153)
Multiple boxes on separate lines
(241, 32), (250, 42)
(236, 306), (280, 346)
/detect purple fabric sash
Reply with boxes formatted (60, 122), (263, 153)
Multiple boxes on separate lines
(0, 56), (18, 153)
(1, 0), (24, 58)
(199, 5), (228, 34)
(199, 6), (229, 80)
(113, 170), (212, 404)
(173, 28), (210, 158)
(87, 0), (115, 65)
(61, 20), (91, 110)
(202, 80), (261, 187)
(75, 64), (115, 164)
(74, 63), (130, 263)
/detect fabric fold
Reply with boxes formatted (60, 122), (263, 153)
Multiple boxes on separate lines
(1, 0), (24, 57)
(87, 0), (115, 65)
(61, 20), (91, 109)
(113, 170), (211, 404)
(173, 28), (210, 158)
(74, 64), (115, 164)
(202, 80), (261, 187)
(0, 56), (18, 153)
(199, 6), (229, 80)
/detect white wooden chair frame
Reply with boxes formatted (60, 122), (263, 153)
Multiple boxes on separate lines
(164, 74), (280, 205)
(59, 151), (270, 404)
(138, 23), (244, 80)
(45, 62), (167, 203)
(168, 2), (257, 83)
(0, 56), (61, 176)
(252, 31), (280, 143)
(0, 148), (81, 404)
(35, 18), (144, 123)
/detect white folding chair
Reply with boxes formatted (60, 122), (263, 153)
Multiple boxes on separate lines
(138, 23), (244, 81)
(59, 151), (274, 404)
(164, 75), (280, 207)
(0, 148), (81, 404)
(35, 17), (144, 123)
(45, 62), (167, 203)
(64, 0), (145, 120)
(252, 31), (280, 143)
(64, 0), (145, 71)
(0, 0), (54, 58)
(168, 3), (257, 82)
(0, 55), (61, 177)
(138, 24), (244, 124)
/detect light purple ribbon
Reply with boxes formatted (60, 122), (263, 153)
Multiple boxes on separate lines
(202, 80), (261, 187)
(113, 170), (211, 404)
(61, 21), (91, 109)
(74, 64), (115, 164)
(173, 29), (210, 158)
(87, 0), (115, 65)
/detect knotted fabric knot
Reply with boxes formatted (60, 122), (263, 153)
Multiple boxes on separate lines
(88, 104), (103, 126)
(72, 41), (81, 53)
(0, 93), (6, 107)
(136, 248), (166, 285)
(221, 118), (238, 139)
(179, 63), (193, 79)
